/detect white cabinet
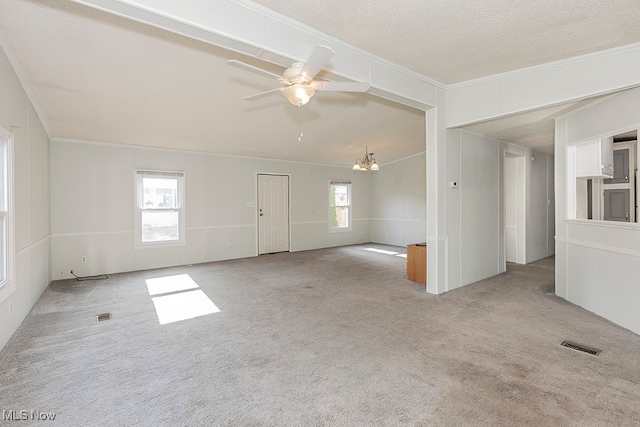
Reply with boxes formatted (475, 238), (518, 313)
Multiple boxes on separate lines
(575, 137), (614, 178)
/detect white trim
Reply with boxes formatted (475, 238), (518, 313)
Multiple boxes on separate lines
(447, 42), (640, 89)
(51, 137), (360, 169)
(16, 235), (50, 257)
(369, 218), (426, 223)
(556, 236), (640, 258)
(51, 230), (134, 238)
(187, 224), (254, 231)
(51, 224), (259, 237)
(0, 125), (15, 305)
(564, 219), (640, 231)
(379, 151), (426, 167)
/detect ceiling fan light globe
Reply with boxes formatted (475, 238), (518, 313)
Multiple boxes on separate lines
(352, 162), (360, 171)
(371, 162), (379, 171)
(283, 83), (314, 106)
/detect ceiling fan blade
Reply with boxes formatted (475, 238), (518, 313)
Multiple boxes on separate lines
(227, 59), (282, 80)
(301, 45), (335, 79)
(243, 87), (283, 101)
(311, 81), (370, 92)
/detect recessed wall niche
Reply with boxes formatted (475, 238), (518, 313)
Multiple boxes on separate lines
(571, 129), (638, 223)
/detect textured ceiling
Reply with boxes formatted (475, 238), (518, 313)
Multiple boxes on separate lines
(1, 0), (638, 163)
(461, 96), (613, 153)
(0, 0), (425, 166)
(253, 0), (640, 84)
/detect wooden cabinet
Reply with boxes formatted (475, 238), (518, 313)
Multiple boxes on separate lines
(406, 243), (427, 285)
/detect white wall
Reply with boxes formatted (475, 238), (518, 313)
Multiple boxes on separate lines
(445, 130), (555, 291)
(50, 140), (372, 279)
(556, 86), (640, 335)
(0, 48), (51, 350)
(369, 152), (426, 246)
(446, 130), (502, 290)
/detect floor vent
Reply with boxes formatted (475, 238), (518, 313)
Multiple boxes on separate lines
(561, 340), (600, 356)
(96, 313), (112, 322)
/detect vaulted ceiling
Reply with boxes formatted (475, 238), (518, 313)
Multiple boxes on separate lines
(1, 0), (639, 163)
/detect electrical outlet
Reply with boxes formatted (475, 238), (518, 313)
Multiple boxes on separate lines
(228, 243), (232, 249)
(81, 256), (87, 264)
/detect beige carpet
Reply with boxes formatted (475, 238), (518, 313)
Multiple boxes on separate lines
(1, 244), (639, 426)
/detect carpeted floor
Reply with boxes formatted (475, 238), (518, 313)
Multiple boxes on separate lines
(1, 244), (639, 426)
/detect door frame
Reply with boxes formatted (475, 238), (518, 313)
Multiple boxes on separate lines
(255, 173), (292, 256)
(503, 151), (527, 265)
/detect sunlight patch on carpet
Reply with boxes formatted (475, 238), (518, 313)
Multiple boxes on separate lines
(146, 274), (199, 296)
(152, 290), (220, 325)
(145, 274), (220, 325)
(364, 248), (399, 255)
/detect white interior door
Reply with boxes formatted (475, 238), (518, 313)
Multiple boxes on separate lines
(258, 174), (290, 255)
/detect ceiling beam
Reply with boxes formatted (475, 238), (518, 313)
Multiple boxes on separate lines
(71, 0), (442, 111)
(446, 43), (640, 128)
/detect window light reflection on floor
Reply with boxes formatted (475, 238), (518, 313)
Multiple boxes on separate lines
(364, 247), (407, 258)
(364, 248), (399, 255)
(145, 274), (220, 325)
(146, 274), (199, 296)
(151, 290), (220, 325)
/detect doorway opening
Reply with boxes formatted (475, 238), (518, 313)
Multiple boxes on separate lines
(504, 153), (526, 265)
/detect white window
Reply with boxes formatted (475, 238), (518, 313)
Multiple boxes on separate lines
(329, 180), (352, 231)
(0, 126), (14, 304)
(135, 170), (185, 246)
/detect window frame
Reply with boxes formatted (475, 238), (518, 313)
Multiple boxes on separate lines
(134, 170), (186, 248)
(0, 125), (15, 305)
(328, 180), (352, 232)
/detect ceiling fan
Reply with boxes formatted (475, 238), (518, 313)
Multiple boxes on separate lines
(228, 45), (370, 106)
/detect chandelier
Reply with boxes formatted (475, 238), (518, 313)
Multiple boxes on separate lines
(352, 147), (379, 171)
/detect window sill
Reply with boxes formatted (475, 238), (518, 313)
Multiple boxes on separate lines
(135, 240), (186, 249)
(565, 219), (640, 231)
